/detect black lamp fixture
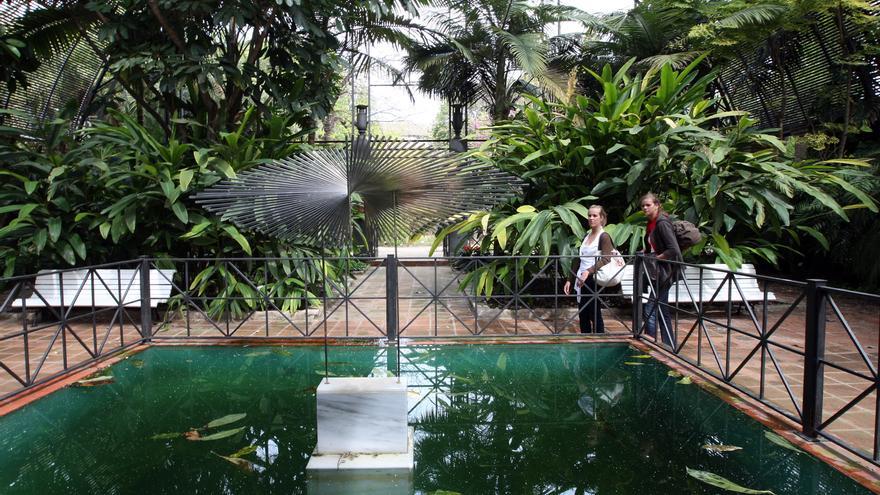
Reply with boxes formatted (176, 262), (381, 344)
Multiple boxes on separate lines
(355, 104), (369, 135)
(451, 103), (464, 140)
(449, 103), (466, 153)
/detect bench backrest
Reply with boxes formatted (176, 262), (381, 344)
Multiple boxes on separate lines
(620, 263), (775, 303)
(12, 269), (176, 308)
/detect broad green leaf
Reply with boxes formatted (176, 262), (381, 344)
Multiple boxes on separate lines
(764, 431), (802, 454)
(223, 225), (252, 255)
(68, 233), (86, 259)
(181, 220), (211, 239)
(495, 226), (508, 249)
(48, 217), (61, 242)
(204, 413), (247, 429)
(151, 432), (183, 440)
(520, 148), (551, 166)
(516, 205), (536, 213)
(99, 222), (111, 239)
(125, 207), (137, 233)
(74, 375), (114, 386)
(34, 228), (47, 252)
(703, 444), (743, 453)
(172, 202), (189, 224)
(212, 452), (257, 473)
(496, 352), (508, 371)
(796, 226), (829, 251)
(686, 467), (775, 494)
(23, 181), (38, 195)
(60, 243), (76, 265)
(189, 426), (245, 441)
(178, 169), (195, 191)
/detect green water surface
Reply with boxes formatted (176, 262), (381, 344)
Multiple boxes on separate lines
(0, 344), (871, 494)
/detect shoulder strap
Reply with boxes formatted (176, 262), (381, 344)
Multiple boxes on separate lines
(599, 231), (616, 250)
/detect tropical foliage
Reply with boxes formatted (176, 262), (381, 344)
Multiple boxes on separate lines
(6, 0), (430, 139)
(0, 109), (347, 316)
(403, 0), (581, 122)
(433, 59), (877, 295)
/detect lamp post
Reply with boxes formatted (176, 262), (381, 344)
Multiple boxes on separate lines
(449, 103), (466, 153)
(355, 104), (369, 135)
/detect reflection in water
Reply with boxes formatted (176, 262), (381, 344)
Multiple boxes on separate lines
(0, 345), (870, 494)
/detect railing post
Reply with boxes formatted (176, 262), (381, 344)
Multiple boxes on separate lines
(139, 256), (152, 342)
(802, 278), (827, 439)
(386, 254), (398, 339)
(632, 253), (644, 339)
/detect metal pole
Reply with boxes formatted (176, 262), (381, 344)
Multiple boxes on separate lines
(386, 254), (398, 341)
(632, 254), (644, 338)
(802, 279), (827, 438)
(139, 256), (152, 341)
(322, 244), (329, 384)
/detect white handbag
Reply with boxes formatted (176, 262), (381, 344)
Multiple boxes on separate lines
(595, 248), (626, 287)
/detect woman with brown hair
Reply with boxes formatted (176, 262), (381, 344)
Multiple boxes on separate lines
(639, 192), (682, 347)
(563, 205), (614, 333)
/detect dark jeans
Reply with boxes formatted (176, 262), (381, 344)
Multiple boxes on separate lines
(578, 276), (604, 334)
(644, 283), (673, 346)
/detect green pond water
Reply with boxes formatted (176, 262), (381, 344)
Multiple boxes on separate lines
(0, 344), (871, 494)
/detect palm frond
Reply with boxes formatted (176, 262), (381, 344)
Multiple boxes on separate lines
(638, 51), (703, 70)
(496, 30), (547, 76)
(11, 6), (103, 61)
(715, 5), (787, 30)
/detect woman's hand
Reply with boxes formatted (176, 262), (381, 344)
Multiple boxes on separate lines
(563, 281), (571, 295)
(576, 272), (589, 288)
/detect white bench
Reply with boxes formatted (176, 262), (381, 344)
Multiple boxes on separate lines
(620, 263), (776, 305)
(10, 269), (176, 309)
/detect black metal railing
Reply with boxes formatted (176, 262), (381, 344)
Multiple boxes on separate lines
(0, 254), (877, 467)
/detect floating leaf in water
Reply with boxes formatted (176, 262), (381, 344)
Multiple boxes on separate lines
(74, 376), (115, 387)
(204, 413), (247, 429)
(496, 353), (508, 371)
(229, 445), (258, 458)
(244, 351), (269, 357)
(703, 444), (743, 453)
(213, 451), (256, 473)
(764, 431), (802, 454)
(189, 426), (246, 442)
(623, 362), (645, 366)
(271, 348), (292, 357)
(667, 370), (683, 377)
(314, 370), (341, 376)
(686, 467), (776, 494)
(630, 354), (652, 359)
(677, 376), (692, 385)
(150, 432), (183, 440)
(130, 359), (144, 368)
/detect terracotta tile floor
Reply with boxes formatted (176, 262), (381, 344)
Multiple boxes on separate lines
(0, 264), (877, 462)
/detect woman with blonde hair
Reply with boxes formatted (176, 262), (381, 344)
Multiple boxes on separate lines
(563, 205), (614, 333)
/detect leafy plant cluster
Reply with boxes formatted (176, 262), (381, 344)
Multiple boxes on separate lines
(434, 59), (877, 296)
(0, 108), (348, 317)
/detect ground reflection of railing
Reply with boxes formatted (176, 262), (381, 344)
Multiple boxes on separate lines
(0, 255), (878, 467)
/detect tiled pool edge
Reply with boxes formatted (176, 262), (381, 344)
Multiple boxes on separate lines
(632, 340), (880, 494)
(0, 343), (150, 417)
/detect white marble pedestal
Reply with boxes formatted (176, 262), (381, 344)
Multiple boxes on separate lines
(306, 376), (414, 494)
